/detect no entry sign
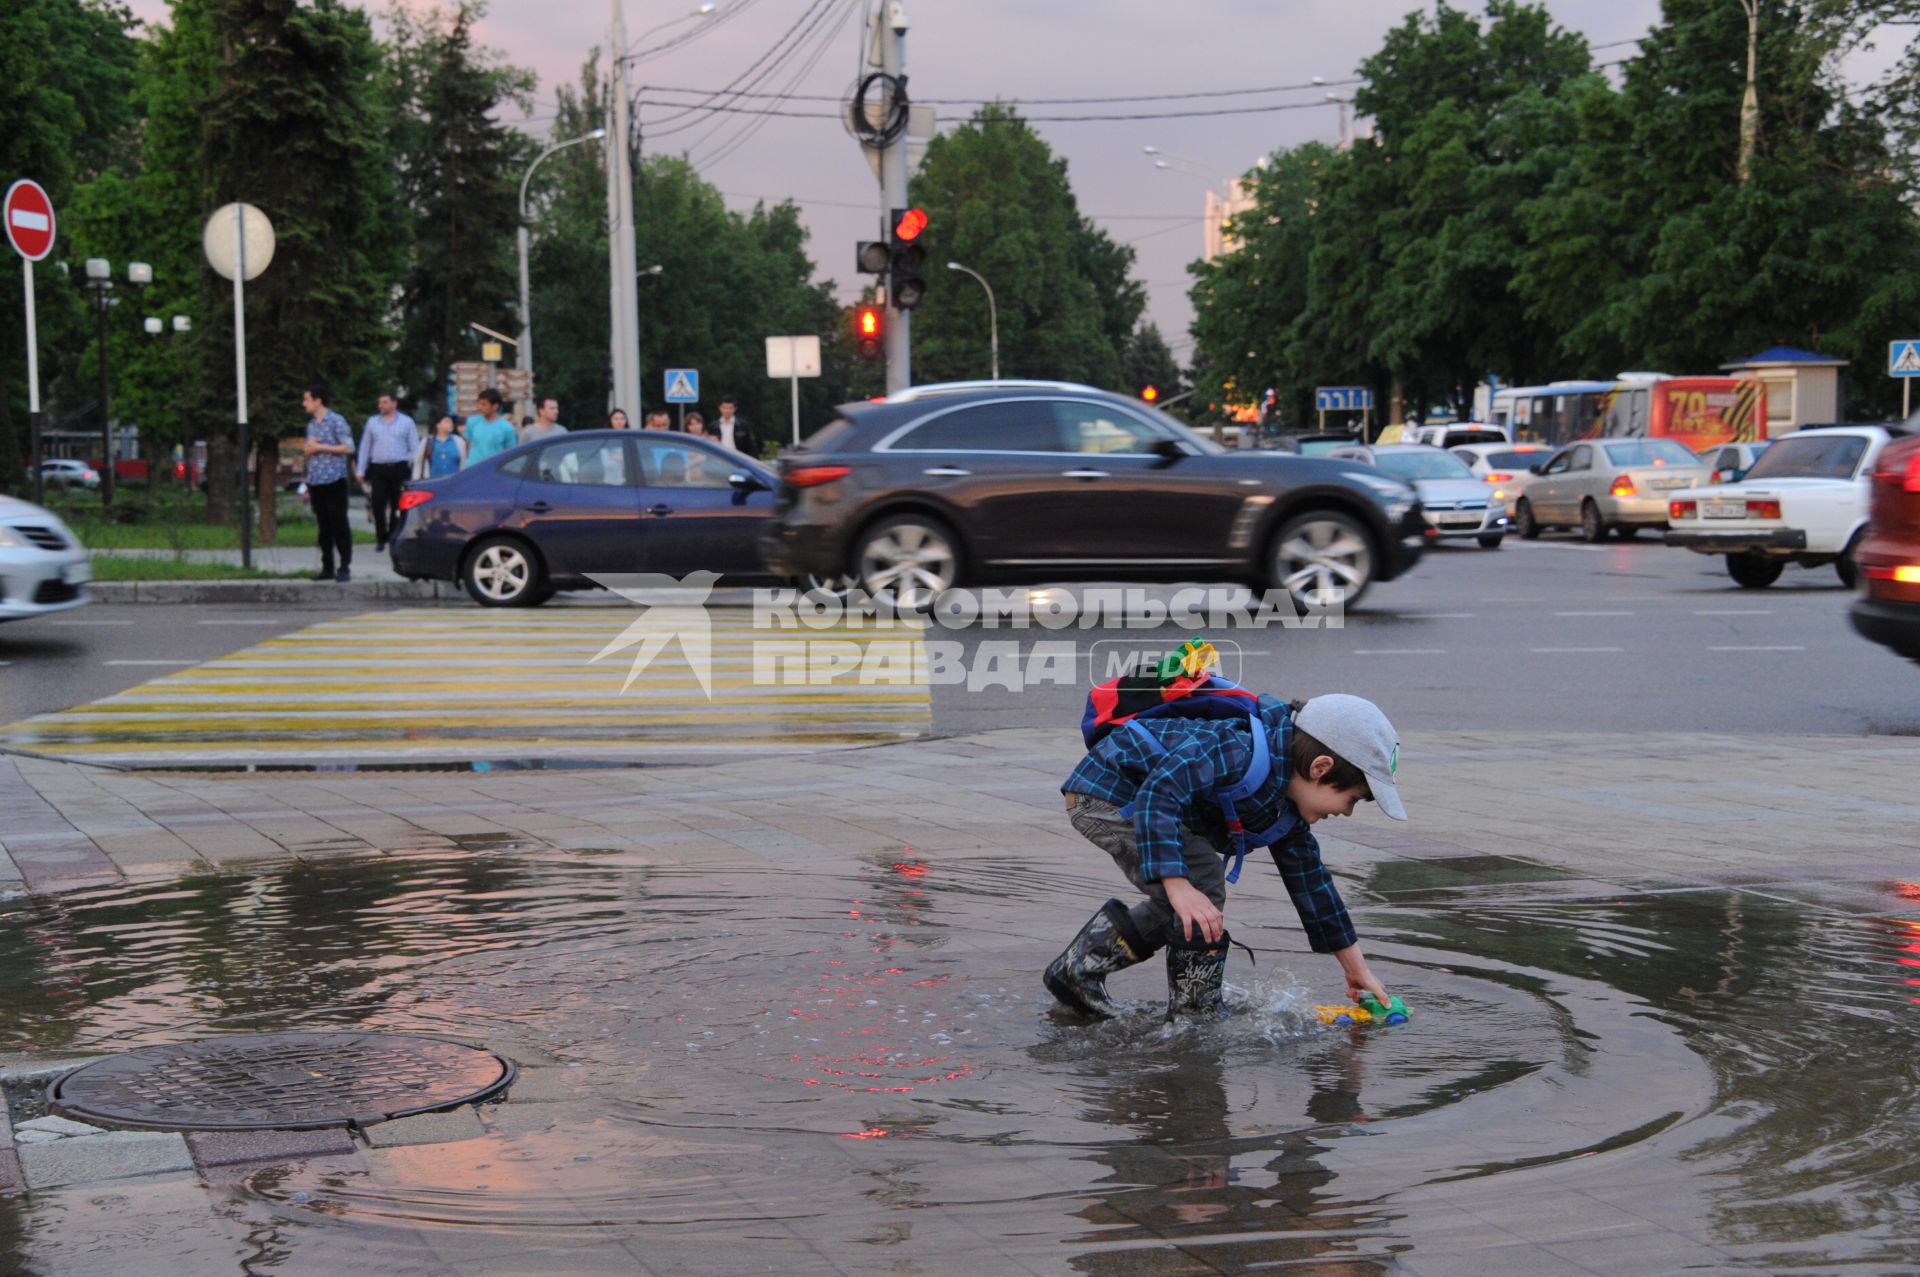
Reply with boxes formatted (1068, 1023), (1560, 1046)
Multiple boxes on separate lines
(4, 180), (55, 261)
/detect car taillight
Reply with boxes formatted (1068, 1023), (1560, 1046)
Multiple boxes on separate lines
(1873, 450), (1920, 492)
(1485, 471), (1513, 483)
(1746, 499), (1782, 519)
(1864, 564), (1920, 583)
(1670, 500), (1697, 520)
(1610, 475), (1637, 497)
(1908, 453), (1920, 494)
(398, 490), (433, 511)
(785, 466), (851, 488)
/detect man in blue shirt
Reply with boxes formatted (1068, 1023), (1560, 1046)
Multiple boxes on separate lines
(1048, 693), (1405, 1022)
(464, 389), (518, 465)
(356, 392), (418, 551)
(301, 384), (357, 582)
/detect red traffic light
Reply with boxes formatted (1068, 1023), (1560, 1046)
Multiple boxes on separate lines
(893, 207), (928, 241)
(1141, 386), (1159, 403)
(855, 306), (884, 361)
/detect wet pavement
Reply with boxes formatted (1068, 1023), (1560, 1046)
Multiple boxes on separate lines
(0, 729), (1914, 1273)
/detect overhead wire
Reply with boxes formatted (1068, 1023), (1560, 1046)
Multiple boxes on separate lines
(642, 0), (842, 135)
(692, 0), (864, 169)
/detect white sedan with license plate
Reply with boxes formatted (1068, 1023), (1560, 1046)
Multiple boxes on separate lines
(0, 496), (91, 621)
(1664, 425), (1899, 588)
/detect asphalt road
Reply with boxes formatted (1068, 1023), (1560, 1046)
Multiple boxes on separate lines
(1, 531), (1910, 741)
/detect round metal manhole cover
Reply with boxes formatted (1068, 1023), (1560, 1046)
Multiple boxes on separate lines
(47, 1032), (516, 1132)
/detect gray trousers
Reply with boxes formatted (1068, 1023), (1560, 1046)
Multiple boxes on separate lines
(1066, 793), (1227, 951)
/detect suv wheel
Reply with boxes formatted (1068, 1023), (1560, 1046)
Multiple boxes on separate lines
(463, 536), (544, 607)
(1514, 498), (1541, 540)
(1269, 511), (1374, 610)
(854, 515), (959, 609)
(1726, 552), (1783, 589)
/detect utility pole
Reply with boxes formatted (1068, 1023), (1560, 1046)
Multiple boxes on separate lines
(607, 0), (642, 417)
(881, 2), (911, 394)
(1736, 0), (1759, 185)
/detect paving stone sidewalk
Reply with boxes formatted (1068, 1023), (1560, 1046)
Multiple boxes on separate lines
(4, 728), (1918, 897)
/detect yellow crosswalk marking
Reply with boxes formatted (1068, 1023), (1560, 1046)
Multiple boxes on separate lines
(2, 608), (933, 765)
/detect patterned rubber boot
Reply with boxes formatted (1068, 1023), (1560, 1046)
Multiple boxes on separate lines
(1165, 932), (1231, 1022)
(1043, 899), (1153, 1019)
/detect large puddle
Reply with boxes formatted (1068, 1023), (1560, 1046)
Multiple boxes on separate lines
(0, 850), (1914, 1273)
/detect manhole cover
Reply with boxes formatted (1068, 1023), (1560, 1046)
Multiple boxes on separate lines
(47, 1032), (516, 1132)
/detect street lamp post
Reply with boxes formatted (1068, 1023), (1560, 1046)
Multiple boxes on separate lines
(144, 315), (195, 488)
(518, 127), (607, 407)
(945, 261), (997, 382)
(82, 258), (150, 506)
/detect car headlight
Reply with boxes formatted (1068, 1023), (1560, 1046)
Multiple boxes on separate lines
(1386, 500), (1414, 520)
(0, 526), (21, 548)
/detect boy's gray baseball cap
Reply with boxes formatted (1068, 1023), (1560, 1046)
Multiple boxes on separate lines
(1294, 694), (1406, 820)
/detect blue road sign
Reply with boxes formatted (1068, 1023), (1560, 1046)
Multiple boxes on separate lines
(1891, 342), (1920, 378)
(663, 368), (700, 403)
(1315, 386), (1373, 412)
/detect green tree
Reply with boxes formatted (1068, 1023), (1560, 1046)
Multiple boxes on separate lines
(907, 104), (1141, 388)
(1122, 321), (1183, 401)
(0, 0), (141, 493)
(388, 1), (534, 419)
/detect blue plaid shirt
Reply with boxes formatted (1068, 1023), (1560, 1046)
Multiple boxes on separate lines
(1063, 697), (1357, 953)
(305, 411), (354, 486)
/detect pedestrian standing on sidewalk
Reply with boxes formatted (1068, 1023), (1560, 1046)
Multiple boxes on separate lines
(356, 392), (417, 552)
(463, 389), (517, 465)
(607, 408), (631, 430)
(683, 411), (709, 439)
(300, 384), (356, 583)
(713, 395), (759, 458)
(416, 415), (467, 478)
(519, 395), (569, 445)
(642, 409), (672, 431)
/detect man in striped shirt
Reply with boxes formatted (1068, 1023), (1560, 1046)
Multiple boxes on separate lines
(1047, 693), (1404, 1022)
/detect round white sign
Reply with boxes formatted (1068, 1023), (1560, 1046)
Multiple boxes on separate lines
(202, 203), (276, 282)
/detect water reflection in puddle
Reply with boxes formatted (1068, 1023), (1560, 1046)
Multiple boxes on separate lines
(0, 850), (1913, 1274)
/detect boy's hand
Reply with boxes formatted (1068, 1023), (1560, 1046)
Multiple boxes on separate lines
(1333, 944), (1389, 1003)
(1163, 876), (1224, 944)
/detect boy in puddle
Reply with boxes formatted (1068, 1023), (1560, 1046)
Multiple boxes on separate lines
(1047, 693), (1405, 1021)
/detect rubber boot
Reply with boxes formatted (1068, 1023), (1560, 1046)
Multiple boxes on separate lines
(1044, 899), (1153, 1019)
(1165, 932), (1230, 1022)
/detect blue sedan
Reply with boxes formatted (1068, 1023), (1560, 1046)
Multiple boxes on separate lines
(390, 429), (783, 606)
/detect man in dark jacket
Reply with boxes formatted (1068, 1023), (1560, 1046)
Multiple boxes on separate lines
(713, 394), (760, 458)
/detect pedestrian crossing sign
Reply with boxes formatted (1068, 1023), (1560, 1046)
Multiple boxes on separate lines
(664, 368), (699, 402)
(1891, 341), (1920, 377)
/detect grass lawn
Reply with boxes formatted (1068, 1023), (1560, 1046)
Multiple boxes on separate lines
(87, 557), (308, 582)
(46, 489), (376, 550)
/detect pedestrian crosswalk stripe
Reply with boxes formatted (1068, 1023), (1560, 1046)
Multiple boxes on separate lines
(2, 608), (933, 765)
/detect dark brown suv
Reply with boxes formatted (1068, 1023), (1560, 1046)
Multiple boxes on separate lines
(1851, 434), (1920, 660)
(756, 381), (1427, 609)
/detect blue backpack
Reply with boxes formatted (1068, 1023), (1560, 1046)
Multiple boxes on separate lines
(1080, 656), (1297, 884)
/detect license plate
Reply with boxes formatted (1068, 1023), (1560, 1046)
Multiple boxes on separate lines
(1648, 478), (1689, 490)
(1702, 500), (1746, 519)
(62, 562), (91, 585)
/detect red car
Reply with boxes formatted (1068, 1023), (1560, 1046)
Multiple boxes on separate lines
(1851, 435), (1920, 660)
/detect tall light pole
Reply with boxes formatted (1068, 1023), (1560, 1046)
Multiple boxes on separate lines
(82, 258), (150, 506)
(1324, 92), (1354, 150)
(1736, 0), (1759, 185)
(609, 3), (718, 417)
(519, 127), (606, 405)
(945, 261), (997, 382)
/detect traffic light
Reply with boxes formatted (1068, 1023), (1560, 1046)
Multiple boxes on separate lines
(855, 241), (891, 275)
(854, 306), (884, 362)
(1140, 386), (1160, 404)
(888, 207), (928, 310)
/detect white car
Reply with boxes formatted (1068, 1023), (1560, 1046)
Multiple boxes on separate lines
(39, 458), (101, 490)
(1330, 443), (1510, 548)
(1664, 425), (1899, 588)
(0, 496), (91, 620)
(1448, 441), (1554, 504)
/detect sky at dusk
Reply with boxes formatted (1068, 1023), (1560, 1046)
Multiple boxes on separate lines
(119, 1), (1904, 365)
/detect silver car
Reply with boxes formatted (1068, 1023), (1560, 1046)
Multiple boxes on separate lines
(38, 458), (101, 490)
(1330, 443), (1509, 549)
(0, 497), (91, 621)
(1509, 438), (1710, 542)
